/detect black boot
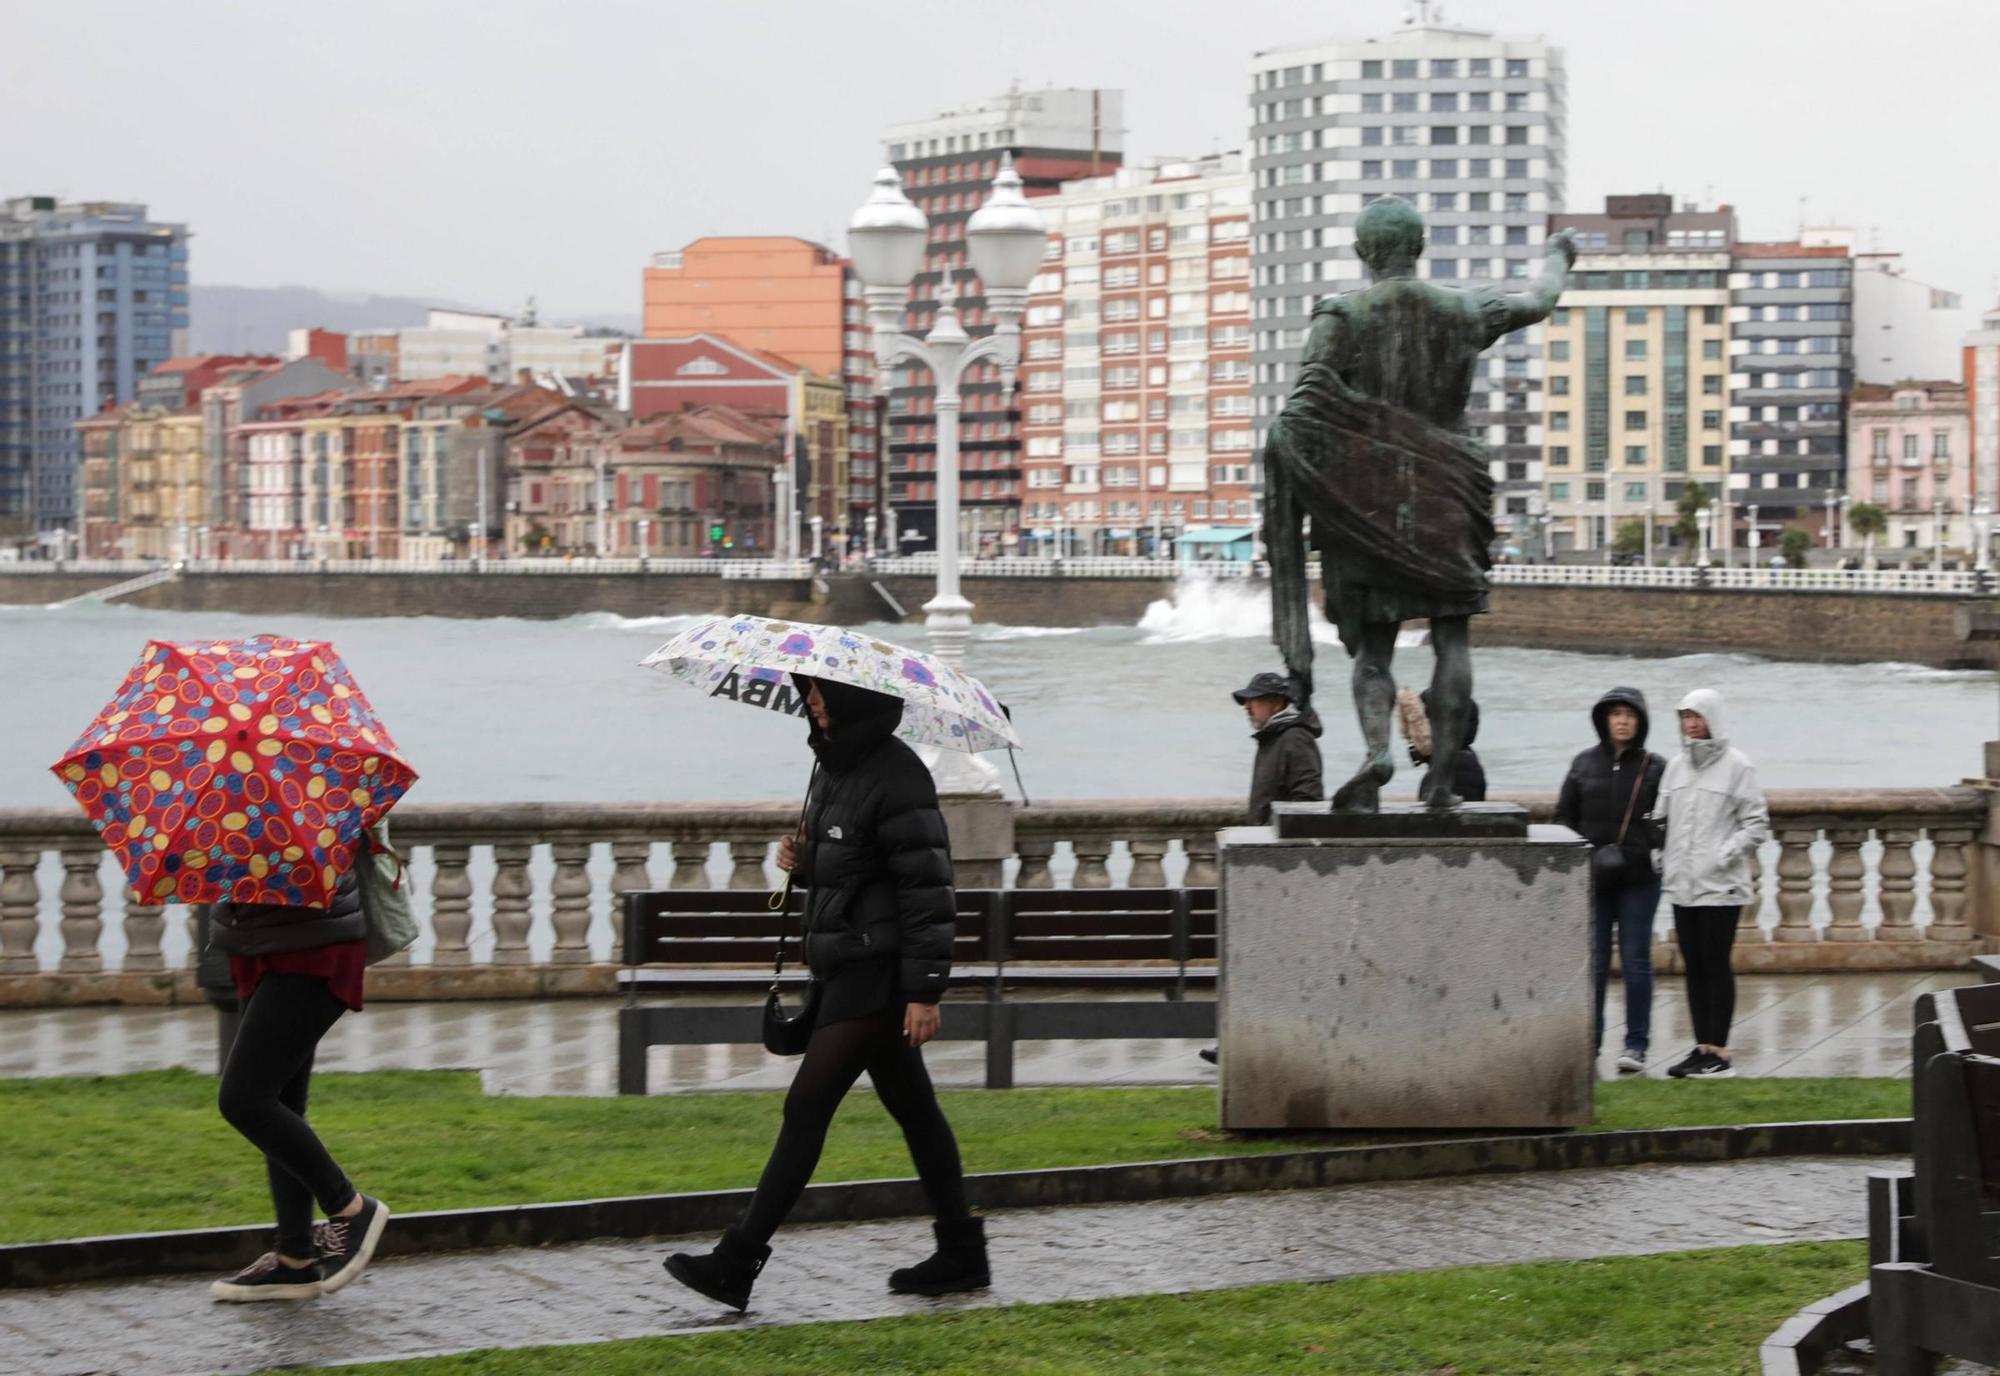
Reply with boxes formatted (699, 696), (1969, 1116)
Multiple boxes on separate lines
(663, 1226), (770, 1312)
(889, 1216), (990, 1296)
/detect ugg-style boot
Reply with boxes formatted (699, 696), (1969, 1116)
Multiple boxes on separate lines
(663, 1226), (770, 1312)
(888, 1216), (990, 1296)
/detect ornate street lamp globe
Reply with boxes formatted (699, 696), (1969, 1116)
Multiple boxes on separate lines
(847, 167), (928, 289)
(966, 154), (1047, 292)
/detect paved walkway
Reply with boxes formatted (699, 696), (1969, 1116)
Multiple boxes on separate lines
(0, 1155), (1891, 1375)
(0, 971), (1955, 1094)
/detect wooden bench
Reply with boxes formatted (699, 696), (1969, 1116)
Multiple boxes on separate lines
(1867, 981), (2000, 1374)
(616, 886), (1216, 1093)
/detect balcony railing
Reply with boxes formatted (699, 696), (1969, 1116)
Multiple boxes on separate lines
(0, 790), (1986, 989)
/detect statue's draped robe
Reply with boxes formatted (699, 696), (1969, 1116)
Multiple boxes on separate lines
(1265, 278), (1516, 700)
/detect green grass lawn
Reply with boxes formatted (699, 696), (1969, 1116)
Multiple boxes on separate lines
(328, 1240), (1868, 1376)
(1, 1070), (1906, 1246)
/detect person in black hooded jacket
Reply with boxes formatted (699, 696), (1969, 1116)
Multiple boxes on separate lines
(664, 674), (981, 1312)
(1555, 686), (1666, 1075)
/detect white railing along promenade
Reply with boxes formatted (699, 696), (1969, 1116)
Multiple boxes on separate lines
(3, 556), (1983, 595)
(0, 791), (1987, 987)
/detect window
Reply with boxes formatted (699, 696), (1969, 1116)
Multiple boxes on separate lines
(1433, 191), (1458, 211)
(1361, 159), (1383, 179)
(1701, 375), (1722, 396)
(1433, 225), (1458, 246)
(1701, 410), (1721, 430)
(1934, 430), (1952, 459)
(1625, 481), (1648, 501)
(1625, 411), (1647, 431)
(1623, 375), (1647, 396)
(1622, 307), (1648, 326)
(1902, 433), (1919, 460)
(1392, 158), (1420, 178)
(1431, 58), (1457, 77)
(1701, 339), (1722, 360)
(1548, 480), (1571, 499)
(1361, 93), (1383, 113)
(1505, 125), (1529, 146)
(1549, 411), (1571, 432)
(1430, 126), (1458, 146)
(1624, 339), (1648, 361)
(1469, 57), (1491, 77)
(1506, 91), (1530, 112)
(1702, 305), (1722, 325)
(1392, 58), (1418, 77)
(1468, 90), (1491, 111)
(1549, 448), (1571, 468)
(1549, 338), (1570, 361)
(1432, 92), (1458, 111)
(1549, 375), (1570, 396)
(1506, 225), (1528, 246)
(1361, 59), (1382, 78)
(1702, 445), (1722, 466)
(1505, 159), (1529, 178)
(1392, 92), (1419, 112)
(1431, 259), (1459, 279)
(1505, 58), (1529, 77)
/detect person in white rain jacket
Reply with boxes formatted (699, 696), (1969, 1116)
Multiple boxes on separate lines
(1655, 687), (1771, 1080)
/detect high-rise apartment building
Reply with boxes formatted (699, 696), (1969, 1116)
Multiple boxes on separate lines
(1017, 154), (1255, 554)
(0, 196), (189, 542)
(642, 236), (878, 545)
(1248, 14), (1565, 546)
(1728, 239), (1854, 535)
(883, 88), (1124, 552)
(1541, 195), (1735, 557)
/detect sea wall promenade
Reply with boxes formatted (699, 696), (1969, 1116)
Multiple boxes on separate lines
(1, 784), (1994, 1007)
(3, 557), (1998, 669)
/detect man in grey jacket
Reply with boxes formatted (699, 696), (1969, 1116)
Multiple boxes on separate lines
(1656, 688), (1771, 1079)
(1234, 671), (1325, 826)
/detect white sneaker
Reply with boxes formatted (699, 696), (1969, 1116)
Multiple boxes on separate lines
(1615, 1048), (1645, 1074)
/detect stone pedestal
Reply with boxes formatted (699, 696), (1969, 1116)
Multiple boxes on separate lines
(1219, 808), (1593, 1130)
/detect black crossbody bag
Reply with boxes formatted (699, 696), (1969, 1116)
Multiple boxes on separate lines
(763, 762), (821, 1055)
(1590, 752), (1653, 889)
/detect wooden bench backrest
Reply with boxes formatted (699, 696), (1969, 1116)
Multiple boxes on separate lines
(999, 888), (1217, 966)
(621, 888), (996, 968)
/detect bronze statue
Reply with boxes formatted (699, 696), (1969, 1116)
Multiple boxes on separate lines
(1263, 197), (1575, 812)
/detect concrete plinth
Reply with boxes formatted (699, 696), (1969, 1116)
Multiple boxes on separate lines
(1218, 820), (1593, 1130)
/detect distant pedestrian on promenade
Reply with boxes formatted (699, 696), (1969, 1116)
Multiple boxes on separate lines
(1405, 688), (1487, 803)
(663, 675), (980, 1312)
(1236, 671), (1325, 826)
(1200, 671), (1325, 1066)
(1657, 688), (1771, 1080)
(1555, 687), (1665, 1075)
(205, 855), (390, 1302)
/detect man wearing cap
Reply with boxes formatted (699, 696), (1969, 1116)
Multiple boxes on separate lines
(1234, 671), (1325, 826)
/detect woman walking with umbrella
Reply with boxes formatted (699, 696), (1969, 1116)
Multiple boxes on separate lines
(649, 623), (996, 1313)
(52, 637), (415, 1302)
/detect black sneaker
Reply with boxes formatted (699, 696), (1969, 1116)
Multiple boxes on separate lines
(210, 1251), (324, 1302)
(1666, 1048), (1705, 1079)
(314, 1195), (390, 1294)
(1685, 1052), (1736, 1079)
(1197, 1045), (1218, 1065)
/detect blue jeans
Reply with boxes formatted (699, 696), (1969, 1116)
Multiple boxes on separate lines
(1592, 878), (1659, 1057)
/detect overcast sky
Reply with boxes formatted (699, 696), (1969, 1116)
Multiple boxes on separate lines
(8, 0), (1995, 320)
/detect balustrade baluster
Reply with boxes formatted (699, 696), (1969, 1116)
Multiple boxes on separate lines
(728, 841), (769, 892)
(1184, 837), (1220, 889)
(0, 851), (41, 973)
(58, 847), (104, 972)
(1823, 828), (1869, 941)
(1127, 839), (1169, 889)
(1926, 827), (1974, 942)
(1773, 829), (1819, 941)
(549, 841), (592, 963)
(490, 842), (533, 965)
(123, 902), (165, 972)
(1744, 844), (1767, 934)
(611, 840), (653, 897)
(1071, 837), (1113, 889)
(669, 841), (710, 890)
(1875, 829), (1920, 941)
(429, 843), (473, 966)
(1014, 838), (1055, 889)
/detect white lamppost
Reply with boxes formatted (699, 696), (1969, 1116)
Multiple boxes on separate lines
(593, 448), (608, 558)
(1975, 503), (1993, 575)
(637, 516), (651, 566)
(809, 513), (824, 562)
(1696, 503), (1713, 569)
(1747, 502), (1761, 564)
(864, 512), (878, 559)
(1640, 479), (1653, 567)
(849, 155), (1045, 666)
(1933, 498), (1947, 570)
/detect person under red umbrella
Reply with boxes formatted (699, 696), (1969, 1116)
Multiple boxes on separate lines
(53, 636), (410, 1302)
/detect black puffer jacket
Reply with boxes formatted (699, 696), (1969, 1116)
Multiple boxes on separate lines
(207, 866), (364, 956)
(1413, 689), (1488, 803)
(1554, 686), (1665, 882)
(794, 677), (956, 1004)
(1248, 708), (1324, 824)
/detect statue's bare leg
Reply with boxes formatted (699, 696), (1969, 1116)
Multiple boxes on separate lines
(1420, 615), (1472, 810)
(1331, 622), (1398, 812)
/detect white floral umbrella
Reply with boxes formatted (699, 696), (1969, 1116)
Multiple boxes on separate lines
(640, 614), (1023, 755)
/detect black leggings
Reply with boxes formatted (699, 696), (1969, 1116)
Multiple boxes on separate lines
(216, 973), (356, 1258)
(739, 1007), (968, 1245)
(1673, 905), (1742, 1048)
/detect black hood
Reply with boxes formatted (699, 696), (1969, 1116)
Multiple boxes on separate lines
(792, 674), (906, 773)
(1590, 685), (1650, 751)
(1419, 689), (1479, 747)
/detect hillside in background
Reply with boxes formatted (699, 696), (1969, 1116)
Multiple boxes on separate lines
(188, 284), (639, 355)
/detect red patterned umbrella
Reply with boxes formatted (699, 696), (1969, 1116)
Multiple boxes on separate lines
(50, 636), (417, 908)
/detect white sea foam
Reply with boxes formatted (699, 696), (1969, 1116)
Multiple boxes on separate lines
(573, 611), (712, 634)
(1135, 576), (1427, 648)
(978, 625), (1090, 642)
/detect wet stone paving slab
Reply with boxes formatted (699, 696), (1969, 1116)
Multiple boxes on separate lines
(0, 1156), (1893, 1376)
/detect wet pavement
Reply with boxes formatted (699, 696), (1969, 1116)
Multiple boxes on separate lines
(0, 1155), (1893, 1376)
(0, 971), (1957, 1094)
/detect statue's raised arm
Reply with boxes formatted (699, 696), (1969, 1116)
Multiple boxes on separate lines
(1489, 227), (1578, 340)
